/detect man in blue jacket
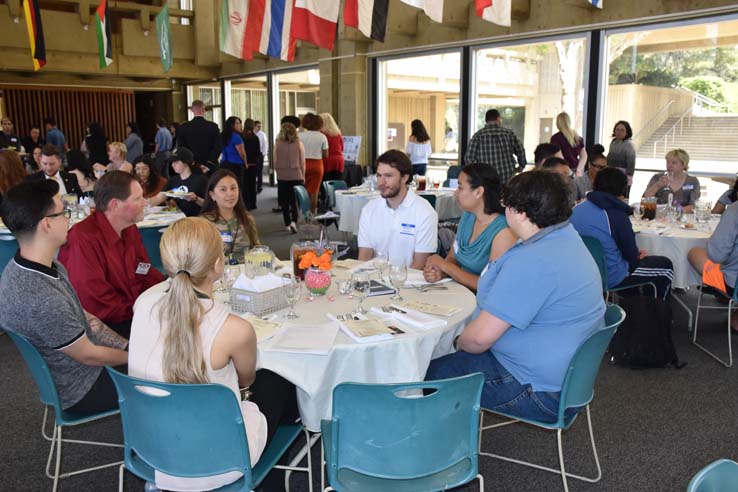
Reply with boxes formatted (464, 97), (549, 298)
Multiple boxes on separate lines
(570, 167), (673, 299)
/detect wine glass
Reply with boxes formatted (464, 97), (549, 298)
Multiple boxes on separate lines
(389, 264), (407, 302)
(373, 251), (389, 280)
(281, 274), (302, 319)
(632, 203), (643, 222)
(351, 272), (371, 314)
(216, 264), (239, 293)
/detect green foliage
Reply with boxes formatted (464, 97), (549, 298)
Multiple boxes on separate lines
(679, 76), (726, 104)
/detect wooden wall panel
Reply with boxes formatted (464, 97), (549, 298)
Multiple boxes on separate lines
(1, 86), (135, 151)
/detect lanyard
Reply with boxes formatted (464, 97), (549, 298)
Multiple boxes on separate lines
(224, 216), (240, 264)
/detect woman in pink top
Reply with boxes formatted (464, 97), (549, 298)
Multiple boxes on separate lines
(274, 122), (306, 233)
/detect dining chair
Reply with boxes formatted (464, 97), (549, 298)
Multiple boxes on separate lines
(580, 234), (657, 299)
(294, 184), (311, 219)
(138, 227), (165, 275)
(5, 331), (123, 492)
(692, 279), (737, 367)
(446, 165), (461, 180)
(419, 193), (437, 209)
(322, 180), (348, 211)
(0, 233), (18, 274)
(107, 367), (313, 492)
(478, 304), (626, 492)
(687, 459), (738, 492)
(321, 373), (485, 492)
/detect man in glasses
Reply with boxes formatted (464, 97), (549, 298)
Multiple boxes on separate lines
(573, 151), (608, 201)
(0, 180), (128, 416)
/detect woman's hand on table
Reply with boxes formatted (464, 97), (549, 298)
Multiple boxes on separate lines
(423, 255), (447, 283)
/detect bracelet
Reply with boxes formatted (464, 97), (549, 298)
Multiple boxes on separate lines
(452, 335), (461, 352)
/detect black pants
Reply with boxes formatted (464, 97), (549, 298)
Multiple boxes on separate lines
(250, 369), (300, 492)
(243, 165), (259, 210)
(257, 156), (265, 191)
(614, 255), (674, 300)
(65, 364), (127, 415)
(278, 180), (302, 226)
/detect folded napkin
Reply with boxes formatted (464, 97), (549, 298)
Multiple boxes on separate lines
(233, 272), (284, 293)
(370, 305), (446, 330)
(327, 313), (394, 344)
(404, 269), (453, 287)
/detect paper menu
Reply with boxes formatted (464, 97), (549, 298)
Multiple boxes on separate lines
(400, 300), (461, 317)
(342, 318), (395, 342)
(243, 316), (281, 342)
(264, 322), (339, 355)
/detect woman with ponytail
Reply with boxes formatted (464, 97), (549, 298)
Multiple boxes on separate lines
(128, 217), (297, 492)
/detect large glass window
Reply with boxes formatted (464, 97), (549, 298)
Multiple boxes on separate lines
(602, 17), (738, 201)
(229, 76), (269, 132)
(377, 51), (462, 168)
(186, 83), (222, 128)
(275, 69), (320, 124)
(472, 36), (589, 166)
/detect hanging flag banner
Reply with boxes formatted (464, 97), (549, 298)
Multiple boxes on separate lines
(588, 0), (603, 8)
(220, 0), (251, 60)
(156, 4), (172, 73)
(344, 0), (390, 43)
(291, 0), (340, 51)
(23, 0), (46, 71)
(258, 0), (296, 61)
(399, 0), (444, 24)
(475, 0), (511, 27)
(95, 0), (113, 68)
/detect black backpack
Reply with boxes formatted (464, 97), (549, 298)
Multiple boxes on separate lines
(608, 296), (686, 369)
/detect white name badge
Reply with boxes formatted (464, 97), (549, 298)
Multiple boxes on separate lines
(220, 232), (233, 243)
(399, 223), (416, 236)
(136, 262), (151, 275)
(682, 184), (694, 190)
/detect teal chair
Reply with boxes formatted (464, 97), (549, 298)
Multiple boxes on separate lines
(139, 227), (165, 275)
(107, 367), (312, 492)
(580, 234), (656, 299)
(479, 305), (626, 492)
(0, 233), (17, 274)
(688, 459), (738, 492)
(5, 331), (122, 492)
(418, 193), (437, 209)
(322, 180), (348, 210)
(294, 184), (311, 219)
(321, 373), (485, 492)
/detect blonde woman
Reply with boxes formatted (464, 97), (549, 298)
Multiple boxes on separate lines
(320, 112), (345, 182)
(550, 112), (587, 174)
(128, 217), (297, 491)
(93, 141), (133, 175)
(274, 122), (306, 232)
(643, 148), (700, 212)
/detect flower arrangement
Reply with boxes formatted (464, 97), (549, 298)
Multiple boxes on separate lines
(298, 249), (333, 271)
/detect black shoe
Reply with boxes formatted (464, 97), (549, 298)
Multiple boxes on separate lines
(257, 187), (263, 194)
(272, 207), (283, 213)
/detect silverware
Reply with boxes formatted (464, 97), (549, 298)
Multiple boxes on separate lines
(417, 285), (449, 292)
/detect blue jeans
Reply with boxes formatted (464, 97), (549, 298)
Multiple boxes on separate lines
(426, 350), (573, 423)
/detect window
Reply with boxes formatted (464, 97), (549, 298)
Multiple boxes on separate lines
(275, 69), (320, 124)
(229, 76), (269, 133)
(185, 83), (222, 129)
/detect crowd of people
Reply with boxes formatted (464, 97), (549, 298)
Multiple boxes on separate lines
(2, 103), (737, 492)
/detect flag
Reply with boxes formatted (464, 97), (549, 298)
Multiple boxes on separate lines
(258, 0), (296, 61)
(23, 0), (46, 71)
(156, 4), (172, 72)
(291, 0), (340, 51)
(95, 0), (113, 68)
(399, 0), (444, 23)
(344, 0), (390, 42)
(475, 0), (511, 27)
(220, 0), (250, 60)
(588, 0), (603, 8)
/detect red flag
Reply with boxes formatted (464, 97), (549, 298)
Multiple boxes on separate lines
(291, 0), (340, 51)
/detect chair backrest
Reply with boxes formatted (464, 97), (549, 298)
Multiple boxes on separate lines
(419, 193), (437, 209)
(138, 227), (164, 274)
(323, 180), (348, 209)
(446, 165), (461, 180)
(557, 304), (625, 423)
(343, 163), (364, 188)
(5, 331), (64, 412)
(580, 235), (608, 291)
(688, 459), (738, 492)
(0, 234), (18, 274)
(325, 373), (483, 485)
(106, 367), (253, 486)
(294, 185), (311, 217)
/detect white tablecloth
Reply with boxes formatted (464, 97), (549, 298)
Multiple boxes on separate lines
(219, 263), (476, 432)
(633, 218), (717, 289)
(334, 189), (461, 235)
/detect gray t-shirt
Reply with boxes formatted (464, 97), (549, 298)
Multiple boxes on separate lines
(0, 256), (101, 409)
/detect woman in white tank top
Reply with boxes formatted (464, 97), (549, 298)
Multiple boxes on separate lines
(128, 217), (267, 491)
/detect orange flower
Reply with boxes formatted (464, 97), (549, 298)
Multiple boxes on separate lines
(298, 249), (333, 271)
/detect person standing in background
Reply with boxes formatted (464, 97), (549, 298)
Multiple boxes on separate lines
(124, 122), (144, 164)
(82, 122), (109, 167)
(607, 120), (636, 196)
(274, 122), (305, 233)
(177, 100), (222, 176)
(255, 120), (268, 194)
(406, 119), (432, 177)
(241, 119), (262, 211)
(220, 116), (248, 199)
(550, 112), (586, 173)
(44, 116), (67, 163)
(320, 113), (344, 182)
(465, 109), (527, 184)
(1, 117), (23, 152)
(300, 113), (328, 214)
(154, 118), (173, 178)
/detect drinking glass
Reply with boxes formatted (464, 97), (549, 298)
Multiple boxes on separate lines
(281, 274), (302, 319)
(337, 278), (353, 296)
(373, 251), (389, 280)
(632, 203), (643, 221)
(217, 265), (239, 293)
(389, 264), (407, 301)
(351, 272), (371, 314)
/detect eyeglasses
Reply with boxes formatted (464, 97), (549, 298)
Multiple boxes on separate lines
(45, 209), (72, 220)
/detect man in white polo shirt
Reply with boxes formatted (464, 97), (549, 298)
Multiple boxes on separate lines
(358, 149), (438, 269)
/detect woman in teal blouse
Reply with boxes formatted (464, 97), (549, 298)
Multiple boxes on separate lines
(423, 163), (516, 291)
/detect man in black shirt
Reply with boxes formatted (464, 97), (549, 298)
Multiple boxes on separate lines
(1, 117), (23, 152)
(176, 100), (222, 176)
(148, 147), (208, 217)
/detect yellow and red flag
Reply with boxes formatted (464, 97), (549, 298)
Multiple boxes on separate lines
(23, 0), (46, 71)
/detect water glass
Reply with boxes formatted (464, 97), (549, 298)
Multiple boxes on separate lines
(632, 203), (643, 221)
(281, 274), (302, 319)
(337, 278), (352, 296)
(389, 264), (407, 301)
(374, 251), (389, 280)
(351, 272), (371, 314)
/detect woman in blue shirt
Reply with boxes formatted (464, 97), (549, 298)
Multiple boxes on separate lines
(220, 116), (248, 189)
(423, 163), (516, 290)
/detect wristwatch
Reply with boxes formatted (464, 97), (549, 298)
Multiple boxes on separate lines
(453, 335), (461, 351)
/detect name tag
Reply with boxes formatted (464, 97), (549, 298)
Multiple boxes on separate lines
(399, 223), (416, 236)
(480, 262), (491, 278)
(136, 262), (151, 275)
(682, 184), (694, 191)
(221, 232), (233, 243)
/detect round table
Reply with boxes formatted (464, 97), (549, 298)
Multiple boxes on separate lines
(219, 264), (476, 432)
(335, 189), (462, 235)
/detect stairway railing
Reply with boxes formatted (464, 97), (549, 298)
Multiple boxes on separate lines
(633, 99), (675, 148)
(652, 106), (693, 157)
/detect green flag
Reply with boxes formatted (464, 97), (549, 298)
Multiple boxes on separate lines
(156, 4), (172, 73)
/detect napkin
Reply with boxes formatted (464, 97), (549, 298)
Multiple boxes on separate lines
(233, 272), (284, 293)
(403, 269), (453, 287)
(264, 322), (339, 355)
(370, 305), (446, 330)
(327, 313), (394, 344)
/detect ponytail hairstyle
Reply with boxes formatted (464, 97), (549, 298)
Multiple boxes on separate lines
(159, 217), (224, 384)
(555, 112), (580, 148)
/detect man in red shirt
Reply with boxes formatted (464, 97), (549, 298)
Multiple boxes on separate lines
(59, 171), (164, 337)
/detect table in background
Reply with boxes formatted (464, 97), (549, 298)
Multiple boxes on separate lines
(334, 189), (462, 235)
